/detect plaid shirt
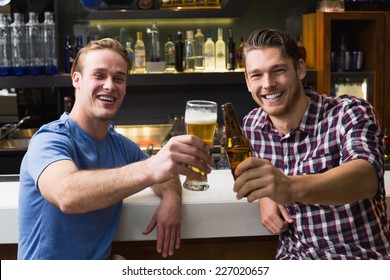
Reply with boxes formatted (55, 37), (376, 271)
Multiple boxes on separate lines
(243, 89), (390, 259)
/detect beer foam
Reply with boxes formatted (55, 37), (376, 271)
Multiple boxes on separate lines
(185, 110), (217, 124)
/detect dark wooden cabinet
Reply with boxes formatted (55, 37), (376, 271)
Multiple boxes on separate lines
(303, 11), (388, 130)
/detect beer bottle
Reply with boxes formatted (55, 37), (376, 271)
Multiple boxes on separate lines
(221, 102), (252, 180)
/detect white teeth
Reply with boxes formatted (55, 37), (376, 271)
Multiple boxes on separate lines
(265, 92), (283, 100)
(98, 96), (114, 102)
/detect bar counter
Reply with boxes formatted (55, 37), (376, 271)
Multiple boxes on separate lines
(1, 170), (389, 259)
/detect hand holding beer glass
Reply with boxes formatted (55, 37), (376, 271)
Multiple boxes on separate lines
(183, 100), (217, 191)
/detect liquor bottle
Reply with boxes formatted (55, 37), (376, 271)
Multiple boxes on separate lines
(10, 12), (27, 75)
(134, 31), (146, 73)
(75, 35), (83, 56)
(0, 13), (12, 76)
(226, 27), (236, 71)
(215, 27), (226, 72)
(26, 12), (43, 75)
(204, 29), (215, 72)
(236, 36), (244, 69)
(175, 31), (184, 72)
(184, 30), (195, 72)
(194, 28), (204, 71)
(147, 21), (160, 62)
(164, 34), (175, 72)
(338, 33), (347, 72)
(221, 102), (252, 180)
(64, 35), (74, 73)
(42, 11), (58, 75)
(125, 41), (134, 73)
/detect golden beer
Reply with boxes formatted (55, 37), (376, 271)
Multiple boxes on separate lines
(226, 147), (252, 180)
(185, 121), (217, 177)
(183, 100), (217, 191)
(186, 122), (217, 147)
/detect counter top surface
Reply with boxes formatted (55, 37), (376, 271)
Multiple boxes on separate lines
(1, 170), (390, 244)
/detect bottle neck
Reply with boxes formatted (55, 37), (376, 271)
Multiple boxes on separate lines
(217, 28), (223, 41)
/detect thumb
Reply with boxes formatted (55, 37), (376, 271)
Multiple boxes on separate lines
(278, 204), (293, 223)
(143, 214), (157, 235)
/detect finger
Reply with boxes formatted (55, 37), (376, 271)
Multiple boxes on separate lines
(236, 179), (264, 201)
(167, 228), (177, 256)
(279, 205), (293, 223)
(175, 226), (181, 250)
(161, 225), (171, 258)
(142, 215), (156, 235)
(156, 225), (164, 256)
(234, 157), (260, 176)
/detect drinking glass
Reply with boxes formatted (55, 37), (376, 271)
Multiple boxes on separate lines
(183, 100), (217, 191)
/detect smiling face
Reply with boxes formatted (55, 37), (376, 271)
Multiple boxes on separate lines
(245, 47), (308, 131)
(70, 48), (128, 136)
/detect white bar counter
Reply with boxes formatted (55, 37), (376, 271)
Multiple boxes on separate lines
(1, 170), (390, 244)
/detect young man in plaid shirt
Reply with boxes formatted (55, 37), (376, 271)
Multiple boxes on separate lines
(233, 29), (390, 259)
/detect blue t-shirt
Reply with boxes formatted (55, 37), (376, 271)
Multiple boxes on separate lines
(18, 113), (148, 259)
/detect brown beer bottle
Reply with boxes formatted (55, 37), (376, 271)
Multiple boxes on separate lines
(221, 102), (252, 180)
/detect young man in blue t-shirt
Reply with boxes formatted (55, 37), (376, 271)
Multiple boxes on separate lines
(18, 38), (213, 260)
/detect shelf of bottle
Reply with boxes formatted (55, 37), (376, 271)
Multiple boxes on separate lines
(0, 70), (317, 89)
(86, 0), (253, 20)
(331, 71), (374, 78)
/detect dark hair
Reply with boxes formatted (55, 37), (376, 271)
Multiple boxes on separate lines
(243, 29), (300, 69)
(71, 38), (130, 75)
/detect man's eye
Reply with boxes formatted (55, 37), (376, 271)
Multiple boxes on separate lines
(94, 73), (104, 79)
(274, 68), (286, 74)
(115, 77), (126, 83)
(251, 73), (262, 79)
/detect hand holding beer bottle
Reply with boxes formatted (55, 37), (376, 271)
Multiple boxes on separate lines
(183, 100), (217, 191)
(222, 102), (252, 180)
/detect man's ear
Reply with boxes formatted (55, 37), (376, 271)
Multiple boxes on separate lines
(297, 59), (307, 80)
(72, 71), (81, 89)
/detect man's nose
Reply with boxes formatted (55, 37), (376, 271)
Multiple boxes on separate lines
(262, 73), (275, 90)
(103, 78), (116, 91)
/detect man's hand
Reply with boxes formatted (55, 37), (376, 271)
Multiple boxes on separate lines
(259, 197), (293, 235)
(143, 179), (182, 257)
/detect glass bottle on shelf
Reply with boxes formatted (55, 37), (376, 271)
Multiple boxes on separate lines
(337, 33), (347, 72)
(134, 31), (146, 73)
(64, 34), (74, 74)
(147, 21), (160, 62)
(75, 35), (83, 57)
(125, 41), (134, 73)
(26, 12), (43, 75)
(0, 13), (12, 76)
(222, 102), (252, 180)
(215, 27), (226, 72)
(194, 28), (204, 71)
(184, 30), (195, 72)
(10, 12), (27, 75)
(204, 29), (215, 72)
(164, 34), (175, 72)
(42, 11), (58, 75)
(226, 27), (236, 71)
(175, 31), (184, 72)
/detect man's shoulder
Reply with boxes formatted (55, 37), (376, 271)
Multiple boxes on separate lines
(321, 94), (373, 115)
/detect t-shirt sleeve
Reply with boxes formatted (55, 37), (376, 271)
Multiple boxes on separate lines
(26, 130), (74, 186)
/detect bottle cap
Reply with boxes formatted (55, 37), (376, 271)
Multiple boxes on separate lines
(186, 30), (193, 39)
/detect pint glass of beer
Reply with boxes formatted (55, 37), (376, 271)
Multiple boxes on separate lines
(183, 100), (217, 191)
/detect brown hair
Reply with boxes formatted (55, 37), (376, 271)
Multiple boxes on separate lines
(71, 38), (130, 75)
(243, 29), (300, 69)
